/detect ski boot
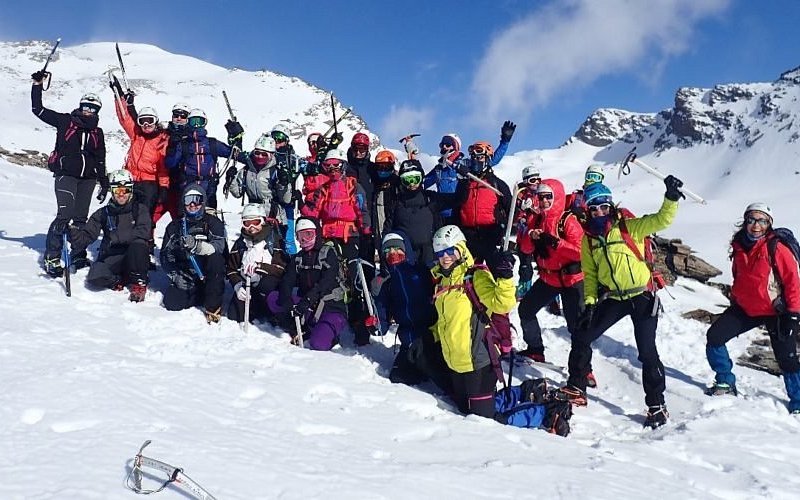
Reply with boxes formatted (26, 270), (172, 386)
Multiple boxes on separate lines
(643, 405), (669, 429)
(71, 255), (90, 271)
(44, 257), (64, 278)
(704, 382), (737, 397)
(205, 306), (222, 324)
(128, 281), (147, 302)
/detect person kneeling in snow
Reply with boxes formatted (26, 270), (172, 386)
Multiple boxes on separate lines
(225, 203), (287, 324)
(271, 218), (349, 350)
(68, 169), (151, 302)
(160, 184), (228, 323)
(704, 203), (800, 413)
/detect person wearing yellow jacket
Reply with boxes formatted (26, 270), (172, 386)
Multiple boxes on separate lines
(559, 176), (685, 429)
(430, 225), (516, 418)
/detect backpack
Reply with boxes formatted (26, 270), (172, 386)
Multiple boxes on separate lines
(494, 378), (572, 436)
(766, 227), (800, 313)
(181, 135), (219, 181)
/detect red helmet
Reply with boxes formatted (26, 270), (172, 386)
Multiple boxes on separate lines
(351, 132), (370, 148)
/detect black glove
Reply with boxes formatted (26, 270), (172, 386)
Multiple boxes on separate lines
(225, 120), (244, 143)
(225, 166), (238, 186)
(276, 167), (290, 186)
(501, 120), (516, 142)
(109, 75), (124, 97)
(329, 132), (344, 148)
(67, 225), (80, 243)
(780, 313), (800, 340)
(305, 162), (320, 176)
(539, 232), (559, 249)
(489, 250), (515, 280)
(31, 70), (47, 83)
(96, 177), (110, 202)
(124, 90), (135, 106)
(291, 298), (311, 318)
(664, 174), (685, 201)
(518, 262), (533, 283)
(533, 238), (551, 259)
(157, 187), (169, 205)
(577, 304), (596, 331)
(456, 159), (471, 177)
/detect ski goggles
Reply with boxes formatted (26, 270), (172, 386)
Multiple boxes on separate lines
(400, 172), (422, 187)
(111, 185), (132, 196)
(587, 203), (612, 214)
(745, 216), (771, 227)
(138, 116), (157, 127)
(434, 246), (457, 259)
(383, 245), (405, 255)
(184, 194), (204, 206)
(271, 131), (289, 143)
(80, 104), (100, 114)
(172, 110), (189, 120)
(252, 150), (272, 159)
(296, 229), (316, 246)
(188, 116), (207, 129)
(537, 192), (553, 200)
(242, 218), (264, 229)
(468, 144), (489, 157)
(585, 171), (604, 184)
(322, 159), (344, 171)
(524, 176), (541, 185)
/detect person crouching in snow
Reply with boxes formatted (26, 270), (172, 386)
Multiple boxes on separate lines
(67, 169), (151, 302)
(558, 176), (684, 429)
(271, 217), (349, 350)
(225, 203), (287, 324)
(704, 203), (800, 414)
(430, 225), (516, 417)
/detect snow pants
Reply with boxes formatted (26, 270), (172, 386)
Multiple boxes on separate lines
(46, 175), (95, 261)
(86, 242), (149, 289)
(519, 278), (583, 354)
(451, 364), (497, 418)
(227, 275), (281, 323)
(266, 291), (348, 351)
(566, 292), (666, 407)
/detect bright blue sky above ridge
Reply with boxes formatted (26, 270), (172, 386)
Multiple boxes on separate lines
(2, 0), (797, 154)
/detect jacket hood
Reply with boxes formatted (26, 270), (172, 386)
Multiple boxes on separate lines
(386, 229), (417, 267)
(537, 178), (567, 233)
(181, 183), (207, 217)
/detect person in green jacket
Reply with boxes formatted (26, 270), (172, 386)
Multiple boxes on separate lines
(559, 175), (685, 429)
(430, 225), (516, 418)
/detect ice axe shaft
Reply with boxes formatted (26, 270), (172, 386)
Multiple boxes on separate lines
(467, 172), (503, 196)
(40, 37), (61, 91)
(502, 182), (526, 251)
(222, 90), (237, 122)
(619, 149), (707, 205)
(115, 43), (131, 93)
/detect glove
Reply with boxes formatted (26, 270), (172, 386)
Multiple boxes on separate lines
(304, 162), (320, 176)
(96, 177), (110, 202)
(518, 262), (533, 283)
(181, 234), (198, 252)
(234, 282), (249, 302)
(225, 120), (245, 145)
(501, 120), (516, 142)
(456, 159), (471, 177)
(538, 232), (559, 249)
(361, 226), (373, 236)
(780, 313), (800, 340)
(577, 304), (596, 331)
(489, 250), (515, 280)
(31, 70), (47, 83)
(516, 280), (532, 299)
(291, 298), (311, 318)
(370, 274), (388, 297)
(225, 166), (238, 186)
(124, 90), (135, 106)
(664, 174), (685, 201)
(276, 167), (290, 186)
(157, 187), (169, 205)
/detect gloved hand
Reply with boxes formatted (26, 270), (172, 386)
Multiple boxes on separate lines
(183, 234), (214, 255)
(225, 120), (245, 147)
(304, 162), (320, 176)
(456, 159), (471, 178)
(516, 280), (532, 299)
(225, 166), (238, 186)
(157, 187), (169, 205)
(67, 225), (81, 243)
(538, 232), (559, 248)
(577, 304), (596, 331)
(518, 262), (533, 283)
(489, 250), (515, 280)
(31, 70), (46, 83)
(329, 132), (344, 148)
(234, 282), (249, 302)
(664, 174), (685, 201)
(291, 298), (311, 318)
(96, 177), (110, 202)
(276, 167), (290, 186)
(501, 120), (516, 142)
(124, 90), (135, 106)
(780, 313), (800, 340)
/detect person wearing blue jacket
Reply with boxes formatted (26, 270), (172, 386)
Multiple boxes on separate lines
(421, 121), (515, 224)
(374, 232), (450, 390)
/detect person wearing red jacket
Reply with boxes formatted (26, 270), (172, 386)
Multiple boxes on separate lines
(705, 203), (800, 413)
(516, 179), (584, 362)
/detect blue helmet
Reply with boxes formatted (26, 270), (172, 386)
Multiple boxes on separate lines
(583, 182), (612, 206)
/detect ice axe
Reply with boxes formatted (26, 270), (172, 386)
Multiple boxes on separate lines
(38, 37), (61, 91)
(399, 134), (420, 160)
(618, 147), (707, 205)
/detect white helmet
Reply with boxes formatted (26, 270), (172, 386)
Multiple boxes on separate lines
(324, 148), (347, 162)
(137, 107), (159, 122)
(271, 123), (290, 137)
(522, 165), (540, 180)
(253, 134), (277, 153)
(745, 202), (773, 222)
(295, 218), (317, 235)
(172, 102), (191, 114)
(584, 164), (605, 184)
(188, 108), (207, 128)
(241, 203), (267, 221)
(536, 183), (553, 195)
(432, 225), (465, 252)
(108, 169), (133, 187)
(80, 93), (102, 110)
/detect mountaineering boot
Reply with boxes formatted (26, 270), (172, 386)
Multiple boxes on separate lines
(643, 405), (669, 429)
(586, 371), (598, 389)
(704, 382), (738, 396)
(557, 384), (588, 406)
(44, 257), (64, 278)
(517, 347), (546, 363)
(128, 281), (147, 302)
(205, 306), (222, 324)
(71, 255), (90, 271)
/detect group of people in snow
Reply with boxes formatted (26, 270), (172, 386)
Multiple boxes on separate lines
(29, 69), (800, 433)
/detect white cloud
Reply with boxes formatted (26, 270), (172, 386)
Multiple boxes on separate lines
(470, 0), (730, 125)
(378, 104), (435, 144)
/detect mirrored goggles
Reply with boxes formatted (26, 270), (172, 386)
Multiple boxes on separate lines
(322, 159), (343, 171)
(138, 116), (157, 127)
(271, 131), (288, 143)
(400, 172), (422, 186)
(188, 117), (207, 128)
(81, 105), (99, 114)
(434, 246), (457, 259)
(242, 218), (264, 228)
(468, 144), (488, 156)
(383, 245), (405, 255)
(111, 185), (132, 196)
(585, 171), (604, 184)
(184, 194), (204, 206)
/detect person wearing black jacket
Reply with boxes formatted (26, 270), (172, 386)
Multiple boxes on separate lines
(31, 71), (107, 277)
(272, 217), (349, 350)
(346, 133), (377, 288)
(368, 150), (400, 256)
(68, 170), (151, 302)
(160, 183), (228, 323)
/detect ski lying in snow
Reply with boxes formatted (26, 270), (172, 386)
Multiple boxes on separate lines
(126, 440), (216, 500)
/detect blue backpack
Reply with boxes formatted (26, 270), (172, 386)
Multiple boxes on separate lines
(494, 378), (572, 436)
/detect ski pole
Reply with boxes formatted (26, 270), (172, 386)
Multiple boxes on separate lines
(502, 181), (525, 251)
(62, 232), (71, 297)
(40, 37), (61, 91)
(242, 276), (251, 333)
(618, 148), (707, 204)
(115, 43), (132, 94)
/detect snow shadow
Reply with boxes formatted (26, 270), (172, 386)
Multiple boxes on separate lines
(0, 230), (46, 257)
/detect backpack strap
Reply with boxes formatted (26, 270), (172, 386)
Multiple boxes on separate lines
(556, 210), (574, 239)
(767, 234), (787, 313)
(618, 218), (645, 262)
(461, 265), (507, 387)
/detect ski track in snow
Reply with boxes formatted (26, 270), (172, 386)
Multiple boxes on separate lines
(3, 161), (800, 499)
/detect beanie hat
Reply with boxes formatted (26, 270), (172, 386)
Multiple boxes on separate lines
(381, 233), (406, 254)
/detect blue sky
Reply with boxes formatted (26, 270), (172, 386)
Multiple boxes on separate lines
(2, 0), (798, 153)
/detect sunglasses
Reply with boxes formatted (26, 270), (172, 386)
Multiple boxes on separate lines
(352, 145), (369, 154)
(400, 173), (422, 186)
(242, 218), (264, 228)
(111, 186), (132, 196)
(184, 194), (204, 206)
(252, 150), (272, 158)
(138, 116), (157, 127)
(188, 117), (206, 128)
(81, 105), (99, 114)
(172, 111), (189, 119)
(585, 172), (604, 184)
(745, 216), (770, 227)
(271, 131), (288, 143)
(435, 246), (457, 259)
(537, 193), (553, 200)
(588, 203), (612, 214)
